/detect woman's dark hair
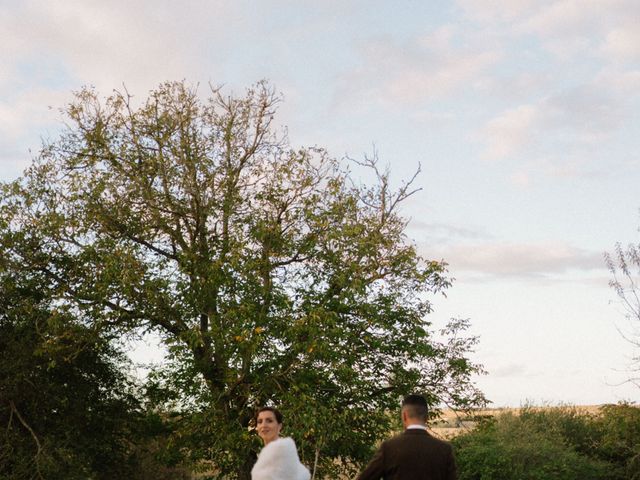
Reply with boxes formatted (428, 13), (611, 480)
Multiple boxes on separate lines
(256, 406), (283, 424)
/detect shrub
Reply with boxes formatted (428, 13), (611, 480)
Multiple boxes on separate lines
(452, 408), (617, 480)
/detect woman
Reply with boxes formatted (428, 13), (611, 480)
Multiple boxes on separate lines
(251, 406), (310, 480)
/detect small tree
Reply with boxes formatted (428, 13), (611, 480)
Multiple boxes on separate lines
(605, 240), (640, 387)
(0, 81), (485, 478)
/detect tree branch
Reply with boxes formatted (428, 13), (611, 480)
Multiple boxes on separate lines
(10, 401), (45, 480)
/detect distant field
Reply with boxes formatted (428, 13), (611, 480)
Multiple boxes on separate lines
(429, 405), (603, 439)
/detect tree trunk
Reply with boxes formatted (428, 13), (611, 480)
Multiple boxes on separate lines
(238, 451), (256, 480)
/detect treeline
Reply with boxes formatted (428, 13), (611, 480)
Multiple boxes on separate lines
(452, 404), (640, 480)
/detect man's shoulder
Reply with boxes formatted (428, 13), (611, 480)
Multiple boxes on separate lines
(385, 430), (453, 450)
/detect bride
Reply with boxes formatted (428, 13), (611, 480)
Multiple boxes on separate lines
(251, 406), (310, 480)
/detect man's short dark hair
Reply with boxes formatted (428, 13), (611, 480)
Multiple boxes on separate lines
(402, 394), (429, 421)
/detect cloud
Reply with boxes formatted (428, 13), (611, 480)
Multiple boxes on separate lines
(518, 0), (602, 38)
(419, 241), (605, 279)
(0, 0), (234, 95)
(508, 150), (620, 188)
(335, 28), (500, 109)
(527, 1), (640, 62)
(480, 104), (541, 160)
(595, 69), (640, 94)
(478, 83), (629, 162)
(490, 363), (528, 378)
(408, 221), (491, 242)
(456, 0), (541, 23)
(601, 24), (640, 63)
(0, 0), (237, 181)
(459, 0), (640, 64)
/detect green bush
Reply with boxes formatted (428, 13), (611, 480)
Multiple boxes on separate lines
(451, 405), (640, 480)
(596, 404), (640, 479)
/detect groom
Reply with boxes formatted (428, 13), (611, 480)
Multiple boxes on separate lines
(356, 394), (457, 480)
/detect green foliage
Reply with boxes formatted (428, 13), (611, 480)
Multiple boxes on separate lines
(1, 80), (486, 478)
(0, 258), (197, 479)
(0, 269), (141, 479)
(453, 404), (640, 480)
(596, 404), (640, 479)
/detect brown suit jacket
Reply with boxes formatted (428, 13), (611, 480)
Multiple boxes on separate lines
(356, 429), (457, 480)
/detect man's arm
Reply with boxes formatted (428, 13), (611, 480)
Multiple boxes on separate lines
(356, 443), (385, 480)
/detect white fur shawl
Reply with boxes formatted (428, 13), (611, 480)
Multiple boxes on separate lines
(251, 437), (311, 480)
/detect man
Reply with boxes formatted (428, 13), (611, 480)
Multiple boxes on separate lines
(356, 394), (457, 480)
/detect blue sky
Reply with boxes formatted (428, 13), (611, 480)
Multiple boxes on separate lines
(1, 0), (639, 406)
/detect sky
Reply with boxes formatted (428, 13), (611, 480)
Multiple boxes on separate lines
(1, 0), (639, 407)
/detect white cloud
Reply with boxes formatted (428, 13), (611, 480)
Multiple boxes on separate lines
(387, 50), (499, 103)
(456, 0), (541, 23)
(595, 69), (640, 94)
(519, 0), (640, 61)
(601, 24), (640, 63)
(0, 0), (233, 94)
(503, 151), (613, 187)
(0, 0), (237, 181)
(518, 0), (601, 37)
(459, 0), (640, 64)
(335, 29), (500, 109)
(478, 82), (629, 162)
(420, 241), (605, 279)
(480, 104), (540, 160)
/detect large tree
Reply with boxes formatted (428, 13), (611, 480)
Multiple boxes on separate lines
(0, 81), (485, 478)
